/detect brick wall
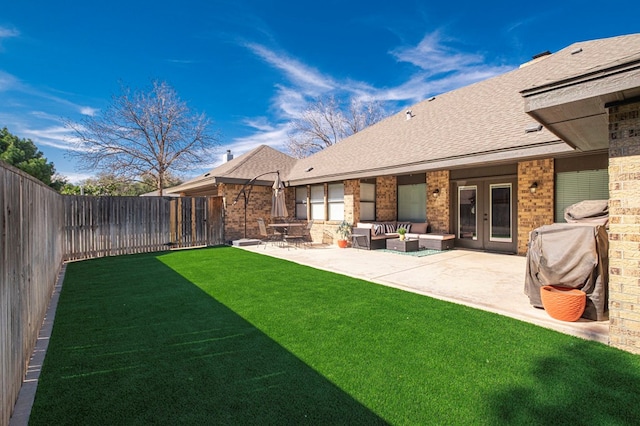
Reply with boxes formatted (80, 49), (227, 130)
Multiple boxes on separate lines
(344, 179), (359, 224)
(376, 176), (397, 221)
(427, 170), (450, 232)
(608, 101), (640, 354)
(222, 183), (273, 241)
(517, 159), (555, 255)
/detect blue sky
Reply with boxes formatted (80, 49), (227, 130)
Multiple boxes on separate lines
(1, 1), (638, 183)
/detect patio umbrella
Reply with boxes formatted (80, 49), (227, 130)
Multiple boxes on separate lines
(271, 173), (288, 219)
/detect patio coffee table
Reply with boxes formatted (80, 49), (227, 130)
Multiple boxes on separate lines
(386, 238), (419, 252)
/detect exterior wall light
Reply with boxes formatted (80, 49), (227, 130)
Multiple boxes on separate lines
(432, 188), (440, 198)
(529, 182), (538, 194)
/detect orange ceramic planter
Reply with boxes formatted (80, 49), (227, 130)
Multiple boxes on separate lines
(337, 239), (348, 248)
(540, 285), (586, 322)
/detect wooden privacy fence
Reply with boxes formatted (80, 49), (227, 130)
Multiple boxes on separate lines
(63, 195), (224, 260)
(1, 163), (64, 426)
(2, 158), (226, 424)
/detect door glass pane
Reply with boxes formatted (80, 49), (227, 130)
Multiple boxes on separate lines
(458, 186), (477, 240)
(490, 184), (511, 242)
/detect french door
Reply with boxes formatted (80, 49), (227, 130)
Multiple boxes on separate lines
(455, 178), (517, 253)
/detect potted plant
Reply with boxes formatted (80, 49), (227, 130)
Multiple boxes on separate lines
(335, 220), (352, 248)
(397, 227), (407, 241)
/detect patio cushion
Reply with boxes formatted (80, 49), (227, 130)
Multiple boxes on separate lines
(420, 233), (455, 240)
(357, 222), (373, 229)
(397, 222), (411, 232)
(410, 222), (428, 234)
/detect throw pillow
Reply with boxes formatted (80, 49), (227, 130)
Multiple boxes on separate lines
(397, 222), (412, 232)
(385, 222), (396, 233)
(373, 224), (385, 235)
(411, 222), (428, 234)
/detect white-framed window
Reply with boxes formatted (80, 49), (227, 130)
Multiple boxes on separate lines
(295, 186), (308, 219)
(327, 183), (344, 221)
(360, 182), (376, 221)
(310, 185), (325, 220)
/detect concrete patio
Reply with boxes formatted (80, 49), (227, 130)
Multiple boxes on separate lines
(237, 244), (609, 344)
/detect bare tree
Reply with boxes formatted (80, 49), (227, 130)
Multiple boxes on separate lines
(66, 80), (219, 195)
(286, 95), (385, 158)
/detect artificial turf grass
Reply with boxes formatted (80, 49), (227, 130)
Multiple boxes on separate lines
(30, 252), (383, 425)
(30, 247), (640, 425)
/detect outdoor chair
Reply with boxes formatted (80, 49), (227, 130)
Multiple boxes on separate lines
(257, 218), (283, 248)
(283, 220), (313, 248)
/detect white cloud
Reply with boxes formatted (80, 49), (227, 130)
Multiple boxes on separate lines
(21, 125), (82, 151)
(59, 171), (94, 184)
(244, 42), (336, 94)
(80, 106), (98, 116)
(242, 116), (276, 132)
(271, 85), (307, 119)
(232, 29), (516, 158)
(229, 123), (290, 153)
(0, 70), (22, 91)
(390, 31), (486, 76)
(0, 26), (19, 49)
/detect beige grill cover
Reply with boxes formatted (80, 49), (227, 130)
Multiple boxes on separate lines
(524, 223), (609, 321)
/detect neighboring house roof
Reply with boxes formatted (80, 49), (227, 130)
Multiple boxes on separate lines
(286, 33), (640, 186)
(140, 190), (179, 197)
(166, 145), (296, 194)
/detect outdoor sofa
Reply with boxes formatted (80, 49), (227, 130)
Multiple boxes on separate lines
(352, 222), (455, 250)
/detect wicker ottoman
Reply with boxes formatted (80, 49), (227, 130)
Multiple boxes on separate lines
(419, 234), (455, 250)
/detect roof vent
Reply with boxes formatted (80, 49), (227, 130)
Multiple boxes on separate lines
(406, 110), (414, 120)
(532, 50), (551, 60)
(525, 123), (543, 133)
(571, 47), (583, 55)
(519, 50), (552, 68)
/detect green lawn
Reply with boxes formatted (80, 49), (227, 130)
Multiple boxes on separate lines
(30, 247), (640, 425)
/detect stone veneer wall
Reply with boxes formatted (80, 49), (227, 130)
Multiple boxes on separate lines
(516, 159), (555, 255)
(427, 170), (450, 233)
(376, 176), (397, 221)
(608, 101), (640, 354)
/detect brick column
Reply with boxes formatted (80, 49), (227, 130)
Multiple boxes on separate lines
(376, 176), (397, 221)
(427, 170), (450, 232)
(517, 159), (555, 255)
(344, 179), (360, 224)
(608, 101), (640, 354)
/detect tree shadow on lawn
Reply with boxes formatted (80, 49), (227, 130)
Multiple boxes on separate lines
(488, 335), (640, 424)
(29, 252), (388, 425)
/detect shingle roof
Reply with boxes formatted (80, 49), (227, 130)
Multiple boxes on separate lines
(286, 33), (640, 185)
(167, 145), (296, 193)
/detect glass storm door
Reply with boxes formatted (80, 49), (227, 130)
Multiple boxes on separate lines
(489, 184), (512, 242)
(458, 186), (477, 241)
(455, 179), (517, 253)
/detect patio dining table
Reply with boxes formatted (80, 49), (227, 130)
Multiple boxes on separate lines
(267, 222), (304, 236)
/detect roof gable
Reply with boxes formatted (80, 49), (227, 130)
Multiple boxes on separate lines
(167, 145), (297, 193)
